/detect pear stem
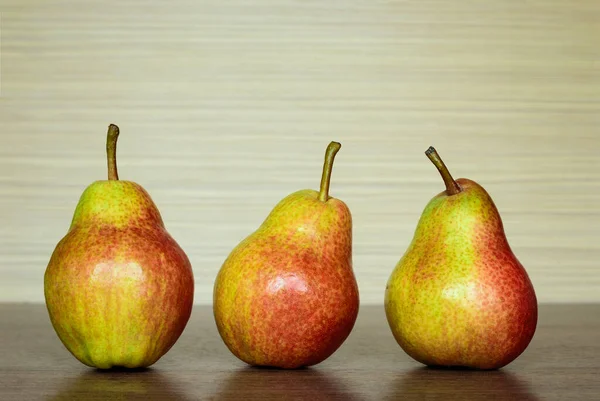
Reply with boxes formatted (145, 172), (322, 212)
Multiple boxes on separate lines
(318, 141), (342, 202)
(425, 146), (462, 195)
(106, 124), (120, 181)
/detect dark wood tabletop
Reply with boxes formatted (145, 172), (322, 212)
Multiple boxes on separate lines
(1, 304), (598, 400)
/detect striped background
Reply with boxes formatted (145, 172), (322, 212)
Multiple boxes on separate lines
(1, 0), (598, 303)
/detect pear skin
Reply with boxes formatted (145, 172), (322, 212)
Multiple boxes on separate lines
(213, 142), (359, 369)
(44, 125), (194, 369)
(385, 147), (537, 370)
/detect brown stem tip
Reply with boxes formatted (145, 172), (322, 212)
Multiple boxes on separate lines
(425, 146), (462, 195)
(318, 141), (342, 202)
(106, 124), (120, 181)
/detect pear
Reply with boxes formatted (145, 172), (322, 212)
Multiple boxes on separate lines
(213, 142), (359, 369)
(44, 124), (194, 369)
(385, 147), (537, 370)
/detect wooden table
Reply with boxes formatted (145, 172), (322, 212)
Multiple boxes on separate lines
(1, 304), (598, 400)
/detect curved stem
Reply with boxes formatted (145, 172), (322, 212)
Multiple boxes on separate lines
(106, 124), (120, 181)
(425, 146), (462, 195)
(318, 141), (342, 202)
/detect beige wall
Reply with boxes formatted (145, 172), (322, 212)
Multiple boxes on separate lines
(1, 0), (599, 304)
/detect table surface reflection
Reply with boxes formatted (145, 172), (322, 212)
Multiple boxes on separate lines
(1, 304), (598, 400)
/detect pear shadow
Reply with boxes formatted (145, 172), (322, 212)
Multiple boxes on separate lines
(249, 364), (310, 371)
(94, 366), (151, 373)
(46, 369), (193, 401)
(424, 365), (492, 371)
(382, 366), (540, 401)
(211, 366), (359, 401)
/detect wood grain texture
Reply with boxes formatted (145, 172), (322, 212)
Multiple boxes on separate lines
(0, 0), (599, 303)
(1, 304), (599, 400)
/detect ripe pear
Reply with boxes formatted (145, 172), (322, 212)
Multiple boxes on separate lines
(385, 147), (537, 370)
(44, 124), (194, 369)
(213, 142), (359, 369)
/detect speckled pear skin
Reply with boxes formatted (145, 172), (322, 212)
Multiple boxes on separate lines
(385, 178), (537, 370)
(44, 180), (194, 369)
(213, 189), (359, 369)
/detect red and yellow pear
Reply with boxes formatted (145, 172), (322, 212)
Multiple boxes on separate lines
(213, 142), (359, 369)
(385, 147), (537, 369)
(44, 124), (194, 369)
